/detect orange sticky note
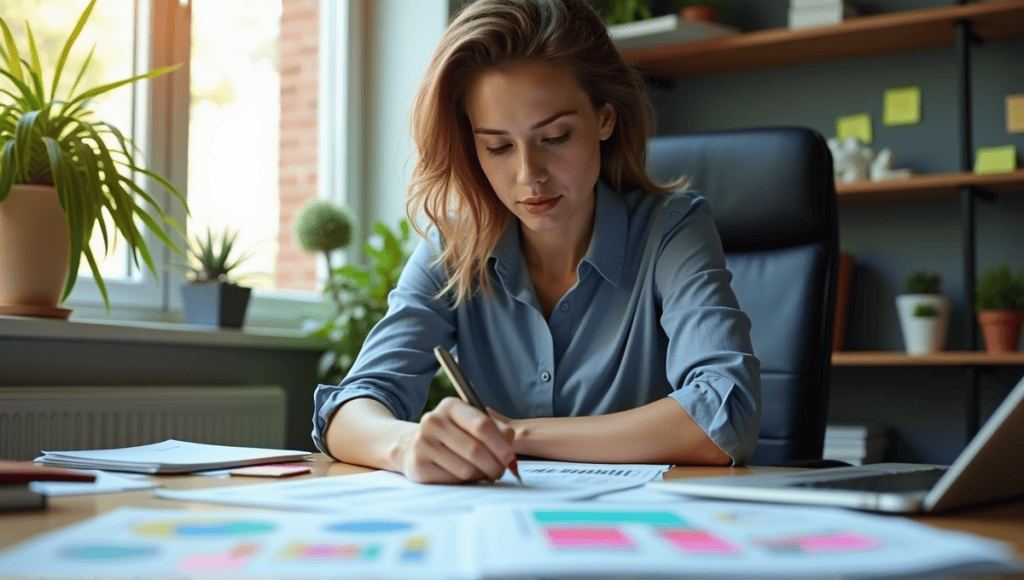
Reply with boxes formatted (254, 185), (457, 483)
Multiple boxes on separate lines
(229, 464), (311, 477)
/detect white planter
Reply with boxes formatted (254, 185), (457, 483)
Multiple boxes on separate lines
(895, 294), (950, 355)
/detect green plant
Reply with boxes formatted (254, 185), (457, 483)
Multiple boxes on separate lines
(913, 303), (939, 317)
(0, 0), (186, 308)
(185, 227), (256, 285)
(590, 0), (654, 26)
(905, 270), (941, 294)
(294, 202), (454, 414)
(975, 262), (1024, 311)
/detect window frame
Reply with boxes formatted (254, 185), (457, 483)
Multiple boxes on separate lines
(64, 0), (351, 330)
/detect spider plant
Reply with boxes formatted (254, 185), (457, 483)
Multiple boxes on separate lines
(0, 0), (187, 309)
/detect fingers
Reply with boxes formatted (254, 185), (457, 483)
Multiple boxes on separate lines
(404, 398), (516, 484)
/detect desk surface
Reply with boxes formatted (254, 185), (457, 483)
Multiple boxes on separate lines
(2, 455), (1023, 576)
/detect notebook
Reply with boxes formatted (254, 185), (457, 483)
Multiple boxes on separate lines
(648, 374), (1024, 513)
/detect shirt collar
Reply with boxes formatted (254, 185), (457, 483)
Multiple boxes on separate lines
(489, 179), (628, 290)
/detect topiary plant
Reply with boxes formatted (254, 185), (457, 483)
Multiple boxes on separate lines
(294, 200), (455, 416)
(905, 270), (941, 294)
(975, 262), (1024, 311)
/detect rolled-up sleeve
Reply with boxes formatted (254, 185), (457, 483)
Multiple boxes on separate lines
(311, 231), (455, 455)
(653, 196), (762, 465)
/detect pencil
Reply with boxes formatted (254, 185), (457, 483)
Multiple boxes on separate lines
(434, 346), (524, 484)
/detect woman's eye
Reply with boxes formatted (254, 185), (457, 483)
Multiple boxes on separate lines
(545, 132), (570, 145)
(486, 144), (511, 156)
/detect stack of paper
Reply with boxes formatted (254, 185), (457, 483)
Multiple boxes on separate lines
(823, 421), (890, 465)
(789, 0), (860, 29)
(34, 440), (311, 475)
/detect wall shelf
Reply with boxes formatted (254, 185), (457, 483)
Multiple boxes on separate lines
(834, 351), (1024, 366)
(836, 170), (1024, 205)
(621, 1), (1024, 79)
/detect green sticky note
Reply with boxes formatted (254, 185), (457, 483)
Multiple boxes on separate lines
(883, 86), (921, 126)
(837, 113), (872, 145)
(974, 145), (1018, 174)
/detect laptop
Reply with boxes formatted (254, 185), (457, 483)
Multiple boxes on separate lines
(648, 374), (1024, 513)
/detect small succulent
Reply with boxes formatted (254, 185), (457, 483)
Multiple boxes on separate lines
(186, 227), (254, 284)
(913, 303), (939, 317)
(905, 270), (941, 294)
(590, 0), (654, 26)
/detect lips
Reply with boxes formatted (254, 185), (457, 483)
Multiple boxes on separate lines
(521, 196), (562, 215)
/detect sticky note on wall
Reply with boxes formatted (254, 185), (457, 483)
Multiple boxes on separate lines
(884, 86), (921, 126)
(837, 113), (872, 145)
(1008, 94), (1024, 134)
(974, 145), (1017, 174)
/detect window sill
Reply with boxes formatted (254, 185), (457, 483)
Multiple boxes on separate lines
(0, 314), (330, 351)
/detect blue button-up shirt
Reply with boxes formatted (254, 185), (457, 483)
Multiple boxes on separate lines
(313, 181), (761, 464)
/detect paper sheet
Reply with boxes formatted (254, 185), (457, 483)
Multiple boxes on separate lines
(29, 470), (159, 497)
(0, 507), (474, 580)
(475, 501), (1022, 580)
(156, 460), (670, 513)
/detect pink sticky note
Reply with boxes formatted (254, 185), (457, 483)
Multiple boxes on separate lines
(229, 464), (311, 477)
(658, 529), (740, 554)
(543, 527), (634, 548)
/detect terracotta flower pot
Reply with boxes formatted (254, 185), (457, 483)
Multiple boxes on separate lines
(977, 309), (1024, 354)
(679, 5), (718, 23)
(0, 184), (73, 319)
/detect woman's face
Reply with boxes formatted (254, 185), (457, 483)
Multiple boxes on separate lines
(464, 60), (615, 238)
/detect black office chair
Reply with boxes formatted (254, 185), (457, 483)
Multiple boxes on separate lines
(647, 127), (840, 466)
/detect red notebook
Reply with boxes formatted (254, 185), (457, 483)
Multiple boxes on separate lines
(0, 461), (96, 484)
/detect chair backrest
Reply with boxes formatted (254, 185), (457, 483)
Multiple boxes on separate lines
(647, 127), (839, 465)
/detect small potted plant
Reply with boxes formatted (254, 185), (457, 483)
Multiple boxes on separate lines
(975, 262), (1024, 353)
(180, 227), (256, 328)
(895, 270), (950, 355)
(0, 0), (186, 319)
(591, 0), (654, 26)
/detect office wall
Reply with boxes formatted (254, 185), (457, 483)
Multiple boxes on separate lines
(646, 0), (1024, 463)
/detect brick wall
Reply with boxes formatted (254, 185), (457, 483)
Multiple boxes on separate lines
(276, 0), (319, 292)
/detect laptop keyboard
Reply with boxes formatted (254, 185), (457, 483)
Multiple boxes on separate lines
(791, 467), (948, 492)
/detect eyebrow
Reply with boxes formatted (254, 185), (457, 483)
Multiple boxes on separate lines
(472, 109), (578, 135)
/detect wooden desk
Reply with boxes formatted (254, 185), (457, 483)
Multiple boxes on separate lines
(2, 455), (1022, 577)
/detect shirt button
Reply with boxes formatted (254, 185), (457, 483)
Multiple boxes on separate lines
(541, 372), (551, 382)
(560, 303), (570, 312)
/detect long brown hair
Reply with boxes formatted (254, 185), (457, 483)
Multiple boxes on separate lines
(407, 0), (675, 306)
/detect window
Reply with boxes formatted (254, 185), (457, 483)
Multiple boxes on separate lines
(47, 0), (339, 328)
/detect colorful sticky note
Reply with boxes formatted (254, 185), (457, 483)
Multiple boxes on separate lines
(974, 145), (1018, 174)
(1007, 94), (1024, 134)
(837, 113), (872, 145)
(883, 86), (921, 126)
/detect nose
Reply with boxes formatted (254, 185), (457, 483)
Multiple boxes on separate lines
(516, 145), (547, 186)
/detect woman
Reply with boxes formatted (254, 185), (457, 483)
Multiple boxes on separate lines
(312, 0), (761, 484)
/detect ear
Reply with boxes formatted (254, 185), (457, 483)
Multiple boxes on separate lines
(597, 103), (616, 141)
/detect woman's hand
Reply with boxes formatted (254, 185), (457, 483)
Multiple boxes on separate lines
(394, 397), (516, 484)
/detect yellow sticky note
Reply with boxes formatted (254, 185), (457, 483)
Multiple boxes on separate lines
(837, 113), (872, 145)
(884, 86), (921, 126)
(974, 145), (1018, 174)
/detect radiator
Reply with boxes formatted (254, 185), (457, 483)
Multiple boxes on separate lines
(0, 386), (286, 461)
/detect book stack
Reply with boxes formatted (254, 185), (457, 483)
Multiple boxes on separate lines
(788, 0), (860, 29)
(823, 421), (890, 465)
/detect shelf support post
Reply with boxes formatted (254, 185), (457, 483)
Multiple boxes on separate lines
(956, 16), (981, 440)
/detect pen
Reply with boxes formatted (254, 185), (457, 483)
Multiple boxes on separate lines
(433, 345), (523, 484)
